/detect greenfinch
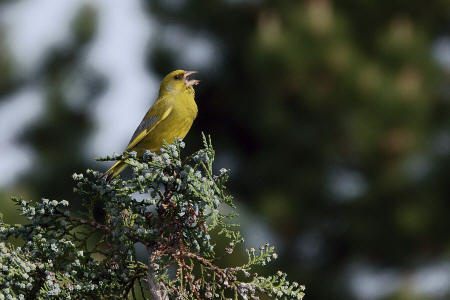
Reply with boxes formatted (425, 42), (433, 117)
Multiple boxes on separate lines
(103, 70), (199, 180)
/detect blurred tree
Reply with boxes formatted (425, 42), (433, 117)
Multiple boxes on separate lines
(145, 0), (450, 299)
(0, 35), (15, 97)
(15, 6), (104, 204)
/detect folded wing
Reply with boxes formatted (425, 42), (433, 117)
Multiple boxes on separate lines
(126, 100), (173, 152)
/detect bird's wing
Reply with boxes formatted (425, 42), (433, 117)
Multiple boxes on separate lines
(126, 100), (173, 151)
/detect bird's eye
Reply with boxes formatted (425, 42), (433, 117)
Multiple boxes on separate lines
(174, 74), (182, 80)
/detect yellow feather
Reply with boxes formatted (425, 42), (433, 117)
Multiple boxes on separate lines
(103, 70), (198, 181)
(126, 104), (173, 151)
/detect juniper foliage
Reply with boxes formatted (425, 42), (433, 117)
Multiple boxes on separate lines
(0, 135), (305, 299)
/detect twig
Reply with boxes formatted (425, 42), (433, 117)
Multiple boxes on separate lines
(146, 246), (169, 300)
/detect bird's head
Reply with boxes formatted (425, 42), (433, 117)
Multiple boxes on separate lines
(159, 70), (200, 96)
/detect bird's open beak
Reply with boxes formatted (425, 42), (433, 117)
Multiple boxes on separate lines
(184, 71), (200, 87)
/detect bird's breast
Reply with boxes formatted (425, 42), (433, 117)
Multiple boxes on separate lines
(139, 93), (197, 153)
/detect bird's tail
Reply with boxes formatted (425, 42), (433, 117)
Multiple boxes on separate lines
(101, 160), (128, 181)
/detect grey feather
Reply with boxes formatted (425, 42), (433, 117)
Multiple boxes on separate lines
(128, 115), (160, 144)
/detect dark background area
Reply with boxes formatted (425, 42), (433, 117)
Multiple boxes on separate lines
(0, 0), (449, 299)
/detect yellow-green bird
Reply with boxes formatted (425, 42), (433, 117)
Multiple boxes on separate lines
(103, 70), (199, 180)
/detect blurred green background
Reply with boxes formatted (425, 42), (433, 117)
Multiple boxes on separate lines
(0, 0), (449, 299)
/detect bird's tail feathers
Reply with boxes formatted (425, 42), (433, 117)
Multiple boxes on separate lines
(101, 161), (128, 181)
